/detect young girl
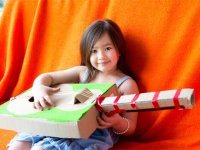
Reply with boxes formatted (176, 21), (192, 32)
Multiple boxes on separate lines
(8, 19), (139, 150)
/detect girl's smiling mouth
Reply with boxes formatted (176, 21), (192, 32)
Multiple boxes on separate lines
(97, 61), (110, 65)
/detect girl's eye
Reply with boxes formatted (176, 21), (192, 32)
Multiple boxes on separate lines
(105, 47), (112, 51)
(91, 49), (97, 54)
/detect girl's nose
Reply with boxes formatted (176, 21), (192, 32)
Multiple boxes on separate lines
(97, 50), (106, 59)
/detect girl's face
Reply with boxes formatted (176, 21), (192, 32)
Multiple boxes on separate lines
(90, 32), (120, 73)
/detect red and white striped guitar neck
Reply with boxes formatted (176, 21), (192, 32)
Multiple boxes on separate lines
(96, 88), (194, 116)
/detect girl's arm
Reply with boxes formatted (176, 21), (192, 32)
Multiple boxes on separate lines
(32, 66), (87, 110)
(115, 78), (139, 136)
(33, 66), (87, 86)
(97, 79), (139, 136)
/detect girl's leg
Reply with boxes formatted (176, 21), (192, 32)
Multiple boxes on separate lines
(8, 141), (31, 150)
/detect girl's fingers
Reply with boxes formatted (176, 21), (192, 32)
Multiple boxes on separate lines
(43, 95), (54, 107)
(101, 113), (115, 122)
(100, 113), (120, 127)
(34, 96), (53, 110)
(97, 116), (111, 128)
(34, 101), (43, 110)
(101, 113), (109, 121)
(33, 87), (60, 110)
(40, 97), (53, 109)
(39, 97), (47, 108)
(50, 87), (60, 93)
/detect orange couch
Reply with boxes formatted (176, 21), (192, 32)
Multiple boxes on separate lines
(0, 0), (200, 149)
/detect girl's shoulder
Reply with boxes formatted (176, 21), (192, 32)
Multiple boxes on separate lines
(116, 76), (132, 87)
(117, 76), (139, 95)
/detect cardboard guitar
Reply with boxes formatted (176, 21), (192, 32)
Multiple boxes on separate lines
(0, 83), (118, 139)
(96, 88), (194, 116)
(0, 83), (194, 139)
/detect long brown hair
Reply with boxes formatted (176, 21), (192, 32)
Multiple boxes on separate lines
(80, 19), (128, 81)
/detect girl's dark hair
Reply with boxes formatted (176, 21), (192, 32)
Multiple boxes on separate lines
(80, 19), (130, 81)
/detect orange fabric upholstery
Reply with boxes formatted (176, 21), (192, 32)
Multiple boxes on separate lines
(0, 0), (200, 149)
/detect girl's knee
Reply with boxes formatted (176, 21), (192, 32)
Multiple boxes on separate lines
(8, 141), (31, 150)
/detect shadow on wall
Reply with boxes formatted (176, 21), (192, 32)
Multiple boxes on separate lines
(125, 35), (161, 141)
(125, 34), (149, 92)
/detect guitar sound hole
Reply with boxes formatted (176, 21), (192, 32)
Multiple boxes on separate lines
(29, 97), (34, 102)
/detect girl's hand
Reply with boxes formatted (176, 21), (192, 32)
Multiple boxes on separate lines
(96, 113), (121, 129)
(32, 85), (60, 110)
